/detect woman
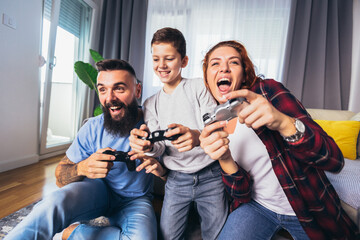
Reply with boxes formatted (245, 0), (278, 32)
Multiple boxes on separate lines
(199, 40), (358, 239)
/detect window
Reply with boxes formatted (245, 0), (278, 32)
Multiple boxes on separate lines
(142, 0), (292, 101)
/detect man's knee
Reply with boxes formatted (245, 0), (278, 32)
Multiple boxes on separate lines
(39, 182), (90, 214)
(120, 198), (157, 240)
(39, 189), (69, 210)
(120, 212), (157, 240)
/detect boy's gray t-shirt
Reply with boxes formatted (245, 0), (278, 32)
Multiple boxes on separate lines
(143, 77), (217, 173)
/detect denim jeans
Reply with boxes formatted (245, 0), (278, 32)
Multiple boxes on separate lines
(218, 200), (309, 240)
(160, 161), (228, 240)
(4, 178), (157, 240)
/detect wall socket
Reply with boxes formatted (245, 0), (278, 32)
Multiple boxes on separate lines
(2, 13), (17, 30)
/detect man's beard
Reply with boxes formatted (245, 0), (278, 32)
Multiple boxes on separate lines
(103, 98), (139, 137)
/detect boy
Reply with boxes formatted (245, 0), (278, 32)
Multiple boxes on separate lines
(129, 27), (228, 240)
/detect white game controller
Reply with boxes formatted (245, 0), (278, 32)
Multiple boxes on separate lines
(203, 97), (248, 125)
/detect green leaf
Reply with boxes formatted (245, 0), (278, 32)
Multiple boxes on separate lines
(90, 49), (104, 63)
(74, 61), (98, 91)
(93, 104), (103, 116)
(74, 49), (105, 116)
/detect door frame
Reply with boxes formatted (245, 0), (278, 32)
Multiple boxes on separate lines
(39, 0), (100, 158)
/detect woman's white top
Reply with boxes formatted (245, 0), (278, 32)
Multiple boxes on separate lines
(228, 120), (296, 215)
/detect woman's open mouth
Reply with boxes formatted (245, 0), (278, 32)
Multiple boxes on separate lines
(217, 78), (232, 94)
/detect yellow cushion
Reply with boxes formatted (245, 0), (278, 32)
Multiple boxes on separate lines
(314, 120), (360, 160)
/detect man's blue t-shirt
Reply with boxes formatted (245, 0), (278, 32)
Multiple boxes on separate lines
(66, 114), (153, 197)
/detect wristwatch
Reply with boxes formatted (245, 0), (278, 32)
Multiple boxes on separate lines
(282, 118), (305, 143)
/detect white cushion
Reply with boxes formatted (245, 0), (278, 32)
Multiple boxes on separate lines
(325, 158), (360, 209)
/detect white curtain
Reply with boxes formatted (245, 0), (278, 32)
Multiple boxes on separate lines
(142, 0), (292, 102)
(349, 0), (360, 112)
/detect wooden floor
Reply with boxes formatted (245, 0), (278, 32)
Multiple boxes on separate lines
(0, 155), (62, 219)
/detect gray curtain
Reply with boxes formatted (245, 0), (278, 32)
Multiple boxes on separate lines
(93, 0), (148, 108)
(282, 0), (353, 110)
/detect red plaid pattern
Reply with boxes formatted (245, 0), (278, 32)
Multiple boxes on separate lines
(221, 79), (359, 239)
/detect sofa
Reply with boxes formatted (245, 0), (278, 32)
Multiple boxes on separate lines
(306, 108), (360, 227)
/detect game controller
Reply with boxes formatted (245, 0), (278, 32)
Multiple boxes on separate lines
(140, 128), (182, 143)
(203, 97), (248, 125)
(102, 150), (136, 171)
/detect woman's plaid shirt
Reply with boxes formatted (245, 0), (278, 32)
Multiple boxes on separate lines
(221, 79), (359, 239)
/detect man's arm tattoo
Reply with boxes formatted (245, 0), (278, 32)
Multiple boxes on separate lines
(55, 156), (85, 187)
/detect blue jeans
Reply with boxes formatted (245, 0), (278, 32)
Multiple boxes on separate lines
(160, 161), (228, 240)
(4, 178), (157, 240)
(218, 200), (309, 240)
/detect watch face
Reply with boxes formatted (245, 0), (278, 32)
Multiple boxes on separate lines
(295, 119), (305, 133)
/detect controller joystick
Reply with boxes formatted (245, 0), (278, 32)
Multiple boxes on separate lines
(102, 150), (136, 171)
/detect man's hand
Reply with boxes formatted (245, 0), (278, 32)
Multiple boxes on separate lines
(166, 123), (200, 152)
(129, 124), (153, 159)
(135, 157), (168, 180)
(77, 148), (115, 179)
(55, 148), (115, 188)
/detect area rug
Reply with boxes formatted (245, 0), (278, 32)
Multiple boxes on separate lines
(0, 201), (38, 239)
(0, 201), (63, 240)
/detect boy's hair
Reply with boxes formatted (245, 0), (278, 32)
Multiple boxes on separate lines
(96, 59), (137, 79)
(151, 27), (186, 59)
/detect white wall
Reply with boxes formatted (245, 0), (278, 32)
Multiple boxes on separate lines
(0, 0), (42, 172)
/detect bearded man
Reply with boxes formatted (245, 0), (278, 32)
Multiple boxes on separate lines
(5, 60), (157, 240)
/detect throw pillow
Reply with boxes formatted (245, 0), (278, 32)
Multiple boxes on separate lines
(315, 120), (360, 160)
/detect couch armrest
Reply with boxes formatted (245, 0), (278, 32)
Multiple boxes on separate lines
(307, 108), (356, 121)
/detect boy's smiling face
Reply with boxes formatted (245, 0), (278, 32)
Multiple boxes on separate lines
(152, 42), (188, 93)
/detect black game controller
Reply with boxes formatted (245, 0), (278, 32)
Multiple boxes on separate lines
(141, 128), (182, 143)
(102, 150), (136, 171)
(203, 97), (248, 125)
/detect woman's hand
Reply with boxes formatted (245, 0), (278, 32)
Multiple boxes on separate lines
(199, 121), (229, 160)
(224, 90), (296, 137)
(199, 121), (238, 174)
(166, 123), (200, 152)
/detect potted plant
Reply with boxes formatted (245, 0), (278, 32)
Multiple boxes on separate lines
(74, 49), (104, 116)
